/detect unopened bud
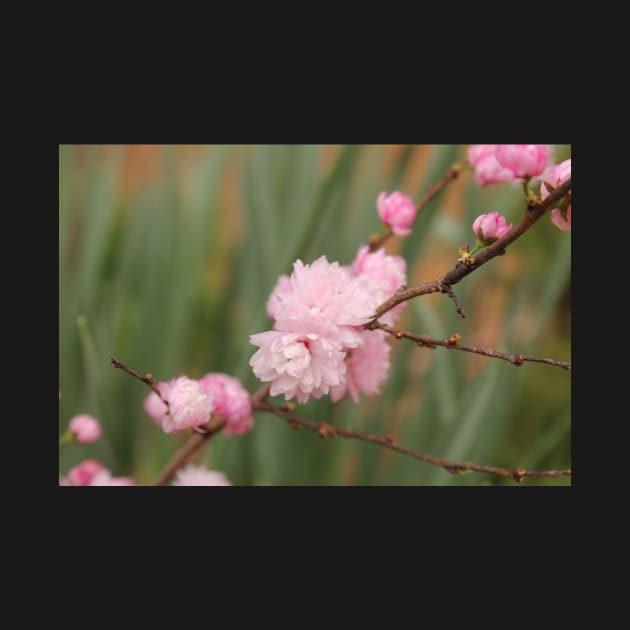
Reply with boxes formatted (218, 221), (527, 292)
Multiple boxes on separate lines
(317, 422), (336, 439)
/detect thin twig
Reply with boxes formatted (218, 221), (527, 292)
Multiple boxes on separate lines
(368, 164), (462, 252)
(367, 178), (572, 323)
(150, 419), (227, 486)
(375, 322), (571, 370)
(440, 284), (466, 319)
(253, 401), (571, 483)
(110, 357), (168, 407)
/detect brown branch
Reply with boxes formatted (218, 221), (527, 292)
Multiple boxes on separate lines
(367, 178), (572, 323)
(375, 322), (571, 370)
(110, 357), (168, 408)
(150, 419), (227, 486)
(253, 401), (571, 483)
(368, 164), (462, 252)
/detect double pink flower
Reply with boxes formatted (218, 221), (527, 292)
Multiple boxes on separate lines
(468, 144), (551, 185)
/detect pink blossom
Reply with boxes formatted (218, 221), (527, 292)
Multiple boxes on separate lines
(467, 145), (517, 186)
(199, 373), (254, 437)
(377, 191), (417, 236)
(67, 459), (106, 486)
(351, 245), (406, 296)
(90, 471), (136, 486)
(266, 274), (291, 319)
(68, 414), (102, 444)
(250, 330), (346, 403)
(331, 330), (392, 403)
(143, 381), (170, 425)
(350, 245), (407, 323)
(541, 159), (571, 232)
(272, 256), (381, 348)
(161, 376), (215, 434)
(472, 211), (512, 244)
(494, 144), (550, 178)
(171, 464), (231, 486)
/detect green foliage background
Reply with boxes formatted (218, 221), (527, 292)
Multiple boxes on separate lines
(58, 144), (571, 485)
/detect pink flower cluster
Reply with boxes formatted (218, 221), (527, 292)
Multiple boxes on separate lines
(468, 145), (551, 186)
(541, 159), (571, 231)
(61, 459), (135, 486)
(251, 248), (405, 404)
(143, 373), (254, 436)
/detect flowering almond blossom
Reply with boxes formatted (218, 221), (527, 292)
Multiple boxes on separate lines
(250, 331), (346, 403)
(495, 144), (550, 179)
(350, 245), (407, 323)
(199, 373), (254, 437)
(468, 145), (517, 186)
(161, 376), (215, 434)
(331, 330), (391, 403)
(171, 464), (231, 486)
(270, 256), (381, 349)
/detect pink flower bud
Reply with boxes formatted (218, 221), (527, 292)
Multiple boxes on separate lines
(467, 145), (517, 186)
(472, 212), (512, 244)
(68, 414), (102, 444)
(377, 191), (417, 236)
(67, 459), (106, 486)
(541, 159), (571, 232)
(161, 376), (215, 434)
(494, 145), (550, 178)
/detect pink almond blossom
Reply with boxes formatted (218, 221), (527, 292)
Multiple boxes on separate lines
(351, 245), (406, 296)
(171, 464), (231, 486)
(467, 145), (517, 186)
(161, 376), (215, 434)
(272, 256), (382, 349)
(541, 158), (571, 232)
(67, 459), (106, 486)
(495, 144), (550, 179)
(472, 211), (512, 244)
(250, 330), (346, 404)
(350, 245), (407, 323)
(377, 191), (417, 236)
(199, 373), (254, 437)
(331, 330), (392, 403)
(68, 414), (102, 444)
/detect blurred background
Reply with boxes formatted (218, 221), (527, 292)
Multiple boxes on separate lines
(58, 144), (571, 485)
